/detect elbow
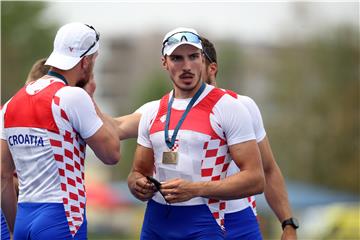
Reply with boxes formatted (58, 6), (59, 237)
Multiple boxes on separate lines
(111, 141), (121, 164)
(105, 150), (121, 165)
(103, 142), (121, 165)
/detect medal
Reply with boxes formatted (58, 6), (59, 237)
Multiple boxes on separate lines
(162, 151), (178, 164)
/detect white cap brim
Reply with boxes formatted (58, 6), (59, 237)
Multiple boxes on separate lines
(45, 50), (82, 70)
(163, 41), (202, 56)
(45, 41), (99, 70)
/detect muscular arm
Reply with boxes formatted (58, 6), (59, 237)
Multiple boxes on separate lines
(162, 140), (265, 202)
(1, 140), (17, 234)
(114, 113), (141, 140)
(85, 100), (121, 165)
(127, 145), (156, 201)
(259, 137), (297, 238)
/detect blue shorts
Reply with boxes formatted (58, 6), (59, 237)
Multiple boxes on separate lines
(1, 210), (10, 240)
(14, 202), (87, 240)
(224, 207), (262, 240)
(141, 199), (224, 240)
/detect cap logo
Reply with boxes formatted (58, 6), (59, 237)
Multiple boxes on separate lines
(69, 47), (74, 52)
(181, 36), (188, 41)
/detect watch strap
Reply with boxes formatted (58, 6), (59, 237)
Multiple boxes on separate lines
(282, 218), (299, 230)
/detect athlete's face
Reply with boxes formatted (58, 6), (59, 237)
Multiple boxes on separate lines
(162, 44), (204, 98)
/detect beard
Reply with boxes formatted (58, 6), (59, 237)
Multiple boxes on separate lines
(76, 60), (93, 88)
(75, 79), (87, 88)
(172, 71), (202, 93)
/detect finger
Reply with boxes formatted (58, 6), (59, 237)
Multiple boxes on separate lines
(137, 179), (152, 189)
(165, 194), (183, 204)
(161, 182), (178, 189)
(161, 188), (177, 195)
(136, 183), (152, 195)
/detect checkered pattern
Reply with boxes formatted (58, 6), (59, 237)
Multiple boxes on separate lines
(248, 196), (257, 216)
(49, 95), (86, 237)
(201, 136), (231, 229)
(170, 139), (179, 152)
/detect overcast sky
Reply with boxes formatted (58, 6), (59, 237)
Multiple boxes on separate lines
(45, 1), (358, 44)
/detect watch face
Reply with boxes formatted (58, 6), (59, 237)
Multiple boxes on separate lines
(292, 218), (299, 227)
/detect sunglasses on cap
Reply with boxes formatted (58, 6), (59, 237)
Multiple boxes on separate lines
(80, 24), (100, 58)
(162, 31), (202, 55)
(203, 49), (216, 64)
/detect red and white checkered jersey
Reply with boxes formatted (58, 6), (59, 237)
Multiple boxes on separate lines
(136, 90), (266, 216)
(1, 78), (102, 236)
(224, 90), (266, 215)
(138, 84), (256, 228)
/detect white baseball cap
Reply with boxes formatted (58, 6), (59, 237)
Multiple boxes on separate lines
(45, 22), (100, 70)
(162, 27), (203, 56)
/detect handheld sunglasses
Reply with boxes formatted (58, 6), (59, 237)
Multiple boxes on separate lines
(146, 176), (169, 204)
(80, 24), (100, 58)
(162, 31), (202, 55)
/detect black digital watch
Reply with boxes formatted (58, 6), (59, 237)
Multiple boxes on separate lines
(282, 218), (299, 230)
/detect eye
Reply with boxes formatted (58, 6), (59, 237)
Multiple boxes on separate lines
(189, 53), (200, 60)
(170, 55), (182, 62)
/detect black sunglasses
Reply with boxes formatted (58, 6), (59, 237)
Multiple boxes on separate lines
(146, 176), (169, 204)
(80, 24), (100, 58)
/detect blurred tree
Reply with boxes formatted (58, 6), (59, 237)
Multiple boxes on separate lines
(1, 2), (58, 103)
(268, 24), (359, 193)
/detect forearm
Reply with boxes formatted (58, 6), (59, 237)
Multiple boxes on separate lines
(194, 169), (264, 200)
(114, 113), (141, 140)
(193, 140), (265, 201)
(94, 102), (119, 138)
(1, 176), (17, 233)
(92, 100), (121, 157)
(264, 164), (293, 222)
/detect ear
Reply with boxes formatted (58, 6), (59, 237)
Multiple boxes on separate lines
(81, 55), (92, 69)
(209, 62), (218, 77)
(161, 56), (168, 70)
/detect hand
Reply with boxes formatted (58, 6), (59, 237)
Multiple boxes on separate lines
(130, 176), (157, 202)
(281, 226), (297, 240)
(161, 178), (195, 203)
(83, 73), (96, 98)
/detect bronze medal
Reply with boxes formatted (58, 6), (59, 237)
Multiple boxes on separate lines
(162, 151), (178, 164)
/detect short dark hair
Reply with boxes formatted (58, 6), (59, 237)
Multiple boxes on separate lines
(200, 36), (217, 65)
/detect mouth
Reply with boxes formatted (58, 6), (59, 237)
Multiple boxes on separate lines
(179, 73), (194, 80)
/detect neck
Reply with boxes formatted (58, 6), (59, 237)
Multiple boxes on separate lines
(173, 81), (203, 99)
(48, 67), (78, 87)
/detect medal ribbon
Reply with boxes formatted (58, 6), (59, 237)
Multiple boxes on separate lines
(165, 82), (206, 149)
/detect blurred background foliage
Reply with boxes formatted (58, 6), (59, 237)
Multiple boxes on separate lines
(267, 25), (359, 193)
(1, 1), (57, 102)
(1, 2), (359, 239)
(2, 1), (358, 194)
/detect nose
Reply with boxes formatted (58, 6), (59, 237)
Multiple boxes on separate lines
(182, 58), (191, 71)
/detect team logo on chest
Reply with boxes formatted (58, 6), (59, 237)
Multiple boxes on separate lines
(160, 114), (166, 123)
